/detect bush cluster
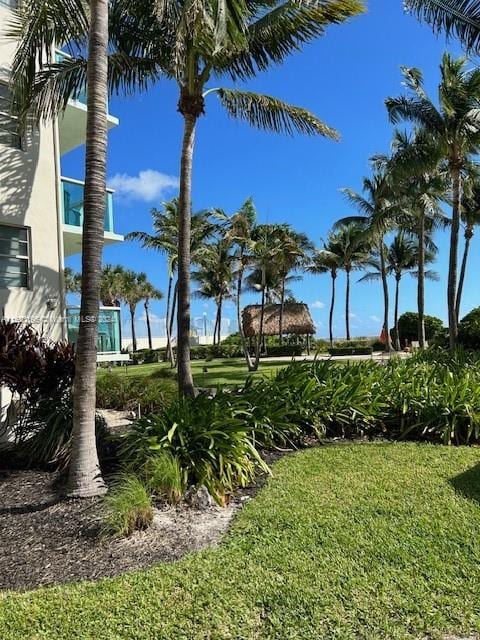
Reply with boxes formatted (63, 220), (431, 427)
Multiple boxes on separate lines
(458, 307), (480, 350)
(118, 351), (480, 512)
(96, 371), (177, 415)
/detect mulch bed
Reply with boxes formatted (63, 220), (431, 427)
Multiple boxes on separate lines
(0, 468), (245, 592)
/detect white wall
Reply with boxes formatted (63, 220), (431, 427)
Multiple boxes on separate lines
(0, 5), (64, 341)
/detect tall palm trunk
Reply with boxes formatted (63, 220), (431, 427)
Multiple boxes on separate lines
(68, 0), (108, 498)
(394, 274), (401, 351)
(448, 164), (462, 350)
(379, 240), (391, 352)
(145, 299), (152, 350)
(345, 268), (351, 340)
(213, 303), (220, 346)
(279, 276), (286, 346)
(217, 296), (223, 345)
(456, 226), (473, 323)
(130, 304), (137, 352)
(164, 273), (173, 362)
(236, 256), (254, 370)
(329, 271), (336, 348)
(417, 213), (426, 348)
(253, 285), (266, 371)
(169, 281), (178, 367)
(176, 106), (199, 397)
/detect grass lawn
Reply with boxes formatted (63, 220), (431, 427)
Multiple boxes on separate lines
(2, 443), (480, 639)
(98, 358), (291, 387)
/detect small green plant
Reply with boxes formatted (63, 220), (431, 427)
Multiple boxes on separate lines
(144, 453), (185, 504)
(103, 474), (154, 537)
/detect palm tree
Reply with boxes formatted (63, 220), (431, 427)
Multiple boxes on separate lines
(138, 278), (163, 350)
(276, 228), (313, 345)
(328, 222), (370, 341)
(118, 270), (149, 353)
(127, 200), (179, 362)
(247, 225), (284, 370)
(341, 173), (395, 347)
(457, 176), (480, 320)
(100, 264), (125, 306)
(219, 198), (256, 370)
(10, 0), (364, 397)
(405, 1), (480, 53)
(127, 201), (215, 362)
(64, 267), (81, 295)
(308, 237), (342, 348)
(9, 0), (113, 497)
(386, 55), (480, 349)
(193, 240), (234, 346)
(109, 0), (362, 396)
(380, 129), (448, 347)
(359, 234), (438, 350)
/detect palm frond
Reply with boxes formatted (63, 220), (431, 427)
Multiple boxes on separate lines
(215, 88), (339, 137)
(405, 0), (480, 53)
(222, 0), (364, 79)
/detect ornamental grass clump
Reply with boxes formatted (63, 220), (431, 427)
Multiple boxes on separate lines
(103, 474), (154, 537)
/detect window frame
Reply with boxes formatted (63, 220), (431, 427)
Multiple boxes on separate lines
(0, 223), (32, 290)
(0, 82), (22, 150)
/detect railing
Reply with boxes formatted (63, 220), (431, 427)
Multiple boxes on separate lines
(66, 306), (122, 354)
(61, 177), (114, 233)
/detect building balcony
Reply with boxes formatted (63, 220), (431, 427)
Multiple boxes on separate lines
(61, 177), (123, 256)
(55, 50), (119, 155)
(66, 305), (129, 362)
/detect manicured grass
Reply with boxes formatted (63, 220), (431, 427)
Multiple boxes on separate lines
(2, 443), (480, 639)
(99, 358), (291, 387)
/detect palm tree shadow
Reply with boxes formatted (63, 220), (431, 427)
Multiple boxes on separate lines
(449, 462), (480, 506)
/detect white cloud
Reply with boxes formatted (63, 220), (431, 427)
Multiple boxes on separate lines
(369, 315), (381, 323)
(108, 169), (179, 202)
(311, 300), (326, 309)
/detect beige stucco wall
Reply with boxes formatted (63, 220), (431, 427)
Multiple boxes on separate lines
(0, 5), (65, 342)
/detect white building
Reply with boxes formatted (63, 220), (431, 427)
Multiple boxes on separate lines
(0, 2), (124, 353)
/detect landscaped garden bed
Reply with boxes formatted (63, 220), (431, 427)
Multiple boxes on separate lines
(2, 443), (480, 639)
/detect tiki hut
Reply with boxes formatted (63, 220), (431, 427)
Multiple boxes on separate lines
(242, 303), (316, 352)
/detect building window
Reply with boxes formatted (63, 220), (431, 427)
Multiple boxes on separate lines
(0, 84), (21, 149)
(0, 225), (30, 288)
(0, 1), (19, 8)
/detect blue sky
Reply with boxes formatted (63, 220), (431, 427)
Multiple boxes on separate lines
(63, 0), (476, 340)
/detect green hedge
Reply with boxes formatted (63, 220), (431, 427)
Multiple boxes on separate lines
(263, 345), (304, 357)
(328, 347), (373, 356)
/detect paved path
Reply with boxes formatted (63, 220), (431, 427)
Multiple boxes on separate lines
(260, 352), (411, 364)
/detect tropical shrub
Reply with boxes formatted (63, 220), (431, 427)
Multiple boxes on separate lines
(395, 312), (444, 345)
(121, 393), (270, 504)
(96, 372), (177, 415)
(458, 307), (480, 350)
(103, 474), (154, 536)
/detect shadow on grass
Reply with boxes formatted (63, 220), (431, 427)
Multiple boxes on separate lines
(449, 462), (480, 506)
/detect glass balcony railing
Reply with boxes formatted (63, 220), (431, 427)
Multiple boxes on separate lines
(66, 306), (122, 354)
(55, 51), (88, 106)
(61, 177), (114, 233)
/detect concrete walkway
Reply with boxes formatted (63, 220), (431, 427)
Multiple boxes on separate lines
(260, 351), (411, 363)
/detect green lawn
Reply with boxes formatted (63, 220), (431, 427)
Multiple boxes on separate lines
(3, 443), (480, 639)
(99, 358), (291, 386)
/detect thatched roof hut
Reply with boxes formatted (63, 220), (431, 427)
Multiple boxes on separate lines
(242, 303), (315, 338)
